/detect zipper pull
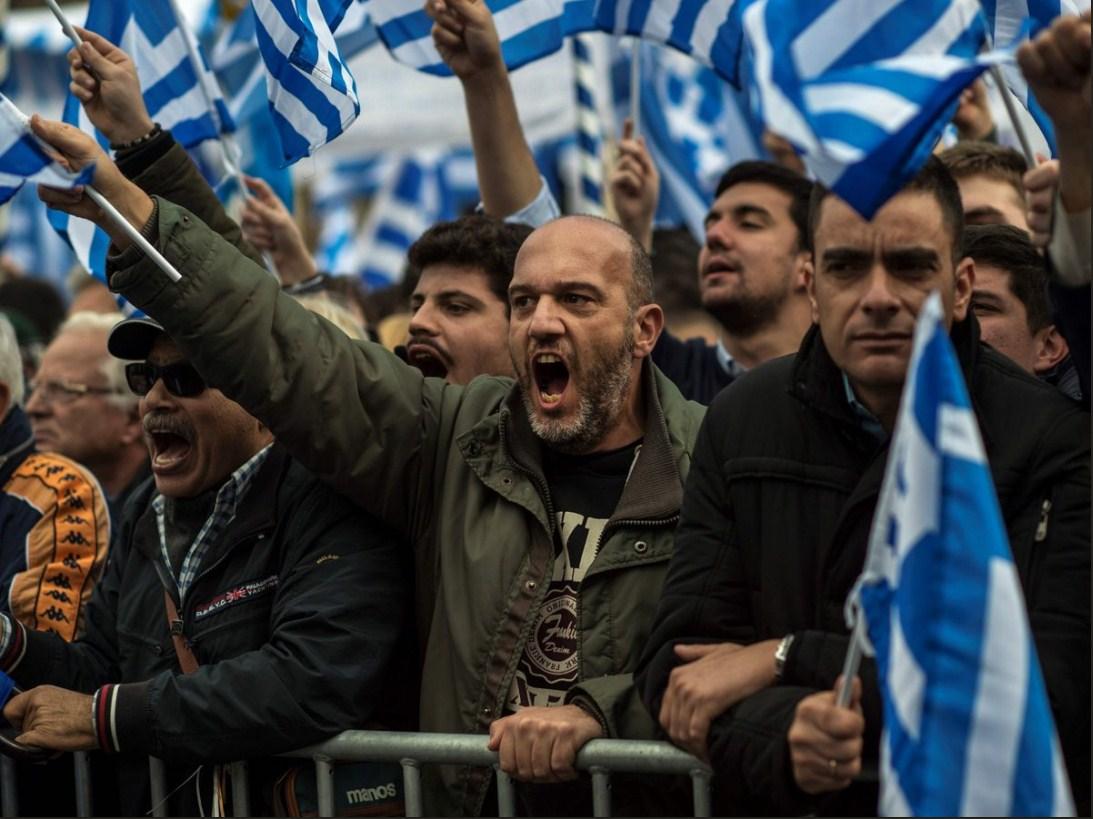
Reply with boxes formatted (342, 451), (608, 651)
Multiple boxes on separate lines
(1034, 499), (1052, 542)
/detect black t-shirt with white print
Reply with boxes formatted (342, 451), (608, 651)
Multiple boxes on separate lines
(506, 439), (641, 711)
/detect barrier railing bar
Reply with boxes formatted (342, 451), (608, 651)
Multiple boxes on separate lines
(495, 766), (516, 817)
(230, 760), (250, 817)
(400, 758), (423, 817)
(149, 756), (168, 817)
(690, 769), (712, 817)
(590, 766), (611, 817)
(284, 731), (710, 775)
(73, 750), (93, 817)
(0, 756), (17, 817)
(315, 756), (335, 818)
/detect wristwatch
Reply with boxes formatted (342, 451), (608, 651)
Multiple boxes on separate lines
(773, 634), (795, 681)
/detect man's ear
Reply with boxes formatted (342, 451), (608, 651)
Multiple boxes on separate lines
(792, 249), (811, 292)
(120, 405), (142, 446)
(951, 256), (975, 322)
(804, 258), (820, 324)
(1033, 325), (1070, 374)
(632, 303), (665, 359)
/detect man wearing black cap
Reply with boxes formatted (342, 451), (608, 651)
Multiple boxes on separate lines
(0, 318), (413, 816)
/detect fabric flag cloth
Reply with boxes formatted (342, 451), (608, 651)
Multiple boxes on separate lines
(250, 0), (364, 164)
(845, 292), (1075, 817)
(609, 38), (761, 241)
(210, 0), (376, 140)
(370, 0), (595, 76)
(742, 0), (1020, 218)
(593, 0), (759, 87)
(46, 0), (236, 314)
(0, 92), (93, 206)
(981, 0), (1092, 156)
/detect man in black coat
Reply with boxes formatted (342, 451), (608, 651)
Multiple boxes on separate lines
(0, 318), (414, 815)
(636, 158), (1090, 815)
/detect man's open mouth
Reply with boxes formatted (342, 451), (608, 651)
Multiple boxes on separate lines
(145, 418), (195, 472)
(532, 353), (570, 407)
(406, 343), (450, 380)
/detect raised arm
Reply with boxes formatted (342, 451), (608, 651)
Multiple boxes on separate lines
(428, 0), (542, 217)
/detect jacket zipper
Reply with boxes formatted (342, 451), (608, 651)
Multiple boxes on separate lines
(1034, 499), (1052, 542)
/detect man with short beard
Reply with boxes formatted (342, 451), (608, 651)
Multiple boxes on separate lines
(32, 66), (706, 812)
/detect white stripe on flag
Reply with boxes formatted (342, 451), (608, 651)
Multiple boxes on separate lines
(939, 404), (985, 463)
(690, 0), (739, 61)
(889, 606), (926, 741)
(791, 0), (902, 79)
(960, 558), (1027, 816)
(803, 83), (919, 132)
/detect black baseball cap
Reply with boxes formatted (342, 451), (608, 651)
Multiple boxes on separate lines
(107, 317), (167, 360)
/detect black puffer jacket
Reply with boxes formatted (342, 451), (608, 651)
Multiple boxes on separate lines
(636, 317), (1090, 815)
(4, 445), (415, 816)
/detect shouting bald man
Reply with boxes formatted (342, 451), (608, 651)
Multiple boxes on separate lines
(32, 70), (705, 812)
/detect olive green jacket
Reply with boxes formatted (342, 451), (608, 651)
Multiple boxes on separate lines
(108, 144), (706, 814)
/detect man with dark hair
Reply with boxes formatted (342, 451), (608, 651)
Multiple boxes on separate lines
(964, 224), (1076, 396)
(637, 156), (1089, 815)
(403, 215), (532, 383)
(938, 141), (1029, 229)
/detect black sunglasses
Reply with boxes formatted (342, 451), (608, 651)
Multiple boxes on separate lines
(125, 361), (207, 398)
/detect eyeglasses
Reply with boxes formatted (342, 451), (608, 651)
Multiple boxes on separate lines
(27, 379), (120, 406)
(124, 361), (207, 398)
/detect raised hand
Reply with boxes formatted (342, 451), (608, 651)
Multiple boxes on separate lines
(67, 27), (155, 146)
(609, 118), (659, 253)
(427, 0), (503, 80)
(241, 176), (317, 286)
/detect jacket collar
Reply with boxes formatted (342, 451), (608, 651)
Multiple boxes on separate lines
(0, 407), (36, 485)
(498, 358), (684, 523)
(789, 313), (982, 435)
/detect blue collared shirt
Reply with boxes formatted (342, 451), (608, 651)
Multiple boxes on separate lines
(842, 373), (887, 443)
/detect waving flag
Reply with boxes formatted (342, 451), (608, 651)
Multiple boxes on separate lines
(610, 39), (761, 241)
(742, 0), (1010, 217)
(251, 0), (364, 163)
(210, 0), (376, 134)
(0, 93), (93, 205)
(847, 292), (1075, 816)
(370, 0), (596, 75)
(47, 0), (236, 312)
(983, 0), (1092, 155)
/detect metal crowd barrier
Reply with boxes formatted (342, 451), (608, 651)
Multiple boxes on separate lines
(2, 731), (712, 818)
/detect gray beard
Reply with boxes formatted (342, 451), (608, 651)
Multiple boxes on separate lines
(519, 336), (635, 455)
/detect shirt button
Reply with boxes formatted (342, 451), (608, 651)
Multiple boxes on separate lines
(634, 540), (649, 554)
(482, 705), (492, 716)
(526, 580), (537, 591)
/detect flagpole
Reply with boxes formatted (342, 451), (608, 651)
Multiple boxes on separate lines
(162, 0), (282, 280)
(629, 39), (641, 136)
(987, 66), (1037, 166)
(85, 186), (182, 283)
(835, 617), (865, 708)
(42, 0), (100, 80)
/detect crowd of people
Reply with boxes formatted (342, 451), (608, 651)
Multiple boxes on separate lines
(0, 4), (1088, 817)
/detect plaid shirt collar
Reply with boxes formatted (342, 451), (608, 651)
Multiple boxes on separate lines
(153, 444), (272, 601)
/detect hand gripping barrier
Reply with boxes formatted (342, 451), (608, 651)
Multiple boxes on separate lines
(2, 731), (713, 817)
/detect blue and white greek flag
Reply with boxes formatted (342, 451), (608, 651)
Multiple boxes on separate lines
(369, 0), (596, 75)
(47, 0), (235, 312)
(983, 0), (1091, 155)
(251, 0), (365, 163)
(609, 39), (761, 241)
(742, 0), (1012, 217)
(572, 35), (604, 213)
(0, 92), (93, 205)
(210, 1), (376, 135)
(847, 292), (1075, 817)
(593, 0), (758, 86)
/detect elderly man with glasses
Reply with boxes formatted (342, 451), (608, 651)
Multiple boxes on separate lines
(26, 311), (150, 521)
(0, 317), (416, 816)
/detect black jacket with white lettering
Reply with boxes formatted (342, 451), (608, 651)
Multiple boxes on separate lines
(2, 444), (416, 815)
(636, 317), (1090, 815)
